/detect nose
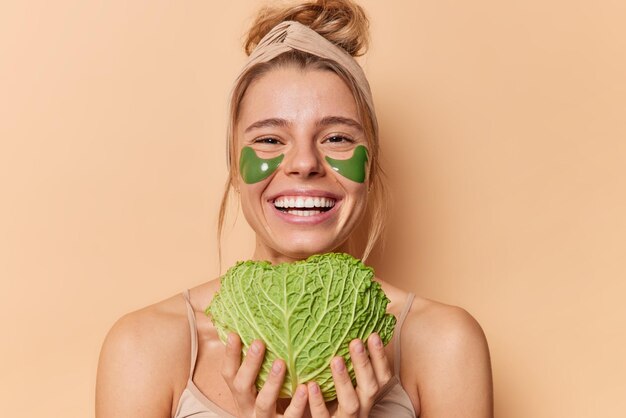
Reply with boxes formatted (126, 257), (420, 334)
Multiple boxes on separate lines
(282, 142), (325, 179)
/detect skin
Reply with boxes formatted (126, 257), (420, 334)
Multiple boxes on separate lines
(96, 67), (494, 418)
(236, 68), (370, 264)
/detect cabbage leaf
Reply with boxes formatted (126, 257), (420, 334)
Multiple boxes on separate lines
(206, 253), (396, 400)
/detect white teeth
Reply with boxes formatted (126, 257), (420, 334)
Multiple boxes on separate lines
(273, 196), (336, 210)
(287, 210), (322, 216)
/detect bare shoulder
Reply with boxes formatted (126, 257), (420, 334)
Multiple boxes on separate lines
(402, 296), (494, 417)
(405, 297), (489, 354)
(96, 294), (190, 417)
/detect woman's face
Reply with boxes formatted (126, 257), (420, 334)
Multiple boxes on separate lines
(236, 66), (369, 263)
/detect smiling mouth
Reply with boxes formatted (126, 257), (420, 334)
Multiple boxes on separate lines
(273, 196), (336, 217)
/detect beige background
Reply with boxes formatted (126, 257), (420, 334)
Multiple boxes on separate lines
(1, 0), (625, 416)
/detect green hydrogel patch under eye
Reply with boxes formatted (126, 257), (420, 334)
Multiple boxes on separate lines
(239, 146), (284, 184)
(325, 145), (369, 183)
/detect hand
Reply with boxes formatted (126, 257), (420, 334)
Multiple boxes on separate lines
(307, 333), (392, 418)
(221, 333), (309, 418)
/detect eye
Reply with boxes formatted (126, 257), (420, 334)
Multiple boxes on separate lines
(254, 137), (282, 145)
(324, 135), (354, 144)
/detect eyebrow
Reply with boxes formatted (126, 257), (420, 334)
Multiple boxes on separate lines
(244, 118), (290, 133)
(318, 116), (363, 132)
(244, 116), (363, 133)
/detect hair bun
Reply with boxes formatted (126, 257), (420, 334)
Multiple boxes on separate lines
(245, 0), (370, 57)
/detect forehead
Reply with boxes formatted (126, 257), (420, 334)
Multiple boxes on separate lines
(238, 67), (359, 126)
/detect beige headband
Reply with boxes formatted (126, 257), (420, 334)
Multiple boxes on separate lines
(238, 20), (375, 116)
(228, 20), (377, 167)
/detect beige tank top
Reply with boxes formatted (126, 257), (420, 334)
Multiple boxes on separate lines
(174, 290), (417, 418)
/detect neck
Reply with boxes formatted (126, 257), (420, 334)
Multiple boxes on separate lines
(251, 242), (307, 265)
(252, 239), (353, 265)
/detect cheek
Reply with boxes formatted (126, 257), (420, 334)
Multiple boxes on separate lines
(240, 185), (270, 235)
(239, 182), (267, 209)
(339, 179), (369, 213)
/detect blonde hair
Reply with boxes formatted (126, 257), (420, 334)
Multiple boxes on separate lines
(218, 0), (388, 264)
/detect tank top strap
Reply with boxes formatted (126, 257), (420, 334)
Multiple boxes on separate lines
(393, 292), (415, 377)
(182, 289), (199, 380)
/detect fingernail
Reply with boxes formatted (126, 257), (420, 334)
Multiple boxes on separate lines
(227, 333), (235, 346)
(332, 357), (345, 372)
(271, 360), (283, 375)
(297, 385), (307, 399)
(249, 341), (261, 355)
(309, 382), (320, 394)
(371, 333), (383, 348)
(354, 339), (365, 353)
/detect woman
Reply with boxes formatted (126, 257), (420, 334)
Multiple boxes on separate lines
(96, 1), (493, 417)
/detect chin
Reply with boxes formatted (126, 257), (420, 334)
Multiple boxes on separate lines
(263, 234), (347, 262)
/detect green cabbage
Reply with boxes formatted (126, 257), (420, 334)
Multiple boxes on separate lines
(206, 253), (396, 401)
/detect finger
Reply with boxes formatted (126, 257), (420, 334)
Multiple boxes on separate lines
(221, 334), (260, 415)
(349, 339), (379, 401)
(331, 357), (360, 417)
(232, 339), (265, 397)
(366, 333), (393, 383)
(307, 382), (331, 418)
(221, 333), (242, 386)
(255, 359), (286, 418)
(282, 384), (308, 418)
